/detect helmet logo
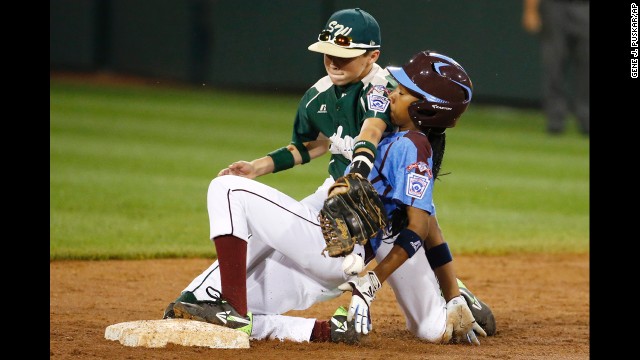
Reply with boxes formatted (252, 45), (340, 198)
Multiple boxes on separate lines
(432, 104), (452, 110)
(434, 62), (450, 75)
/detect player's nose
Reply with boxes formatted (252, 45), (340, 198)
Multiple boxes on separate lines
(389, 89), (398, 103)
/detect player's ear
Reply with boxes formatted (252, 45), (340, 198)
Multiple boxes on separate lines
(366, 50), (380, 64)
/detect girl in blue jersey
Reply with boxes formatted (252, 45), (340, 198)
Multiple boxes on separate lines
(167, 50), (494, 345)
(337, 50), (492, 345)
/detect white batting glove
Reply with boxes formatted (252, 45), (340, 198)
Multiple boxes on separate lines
(443, 295), (487, 345)
(463, 323), (486, 345)
(338, 271), (382, 335)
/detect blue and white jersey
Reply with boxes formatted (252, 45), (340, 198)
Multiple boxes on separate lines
(367, 130), (436, 254)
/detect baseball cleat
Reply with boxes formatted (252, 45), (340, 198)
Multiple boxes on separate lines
(162, 291), (197, 319)
(330, 306), (361, 344)
(457, 278), (497, 336)
(173, 300), (253, 336)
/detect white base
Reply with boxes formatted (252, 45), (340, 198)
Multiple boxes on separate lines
(105, 319), (250, 349)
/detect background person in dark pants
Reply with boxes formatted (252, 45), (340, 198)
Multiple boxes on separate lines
(522, 0), (589, 136)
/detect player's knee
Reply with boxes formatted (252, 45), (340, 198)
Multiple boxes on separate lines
(410, 323), (446, 343)
(209, 175), (235, 189)
(207, 176), (237, 204)
(208, 176), (238, 194)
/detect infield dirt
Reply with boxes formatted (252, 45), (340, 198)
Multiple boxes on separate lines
(50, 254), (589, 359)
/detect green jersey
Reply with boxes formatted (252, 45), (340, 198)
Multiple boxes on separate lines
(291, 63), (397, 180)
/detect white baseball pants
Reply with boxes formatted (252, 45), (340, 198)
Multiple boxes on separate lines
(181, 175), (448, 342)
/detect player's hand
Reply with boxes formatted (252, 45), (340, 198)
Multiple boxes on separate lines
(462, 322), (486, 345)
(337, 271), (381, 335)
(327, 173), (362, 197)
(442, 295), (487, 345)
(217, 161), (257, 179)
(328, 184), (348, 197)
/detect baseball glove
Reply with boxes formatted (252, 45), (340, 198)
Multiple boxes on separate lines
(319, 174), (388, 257)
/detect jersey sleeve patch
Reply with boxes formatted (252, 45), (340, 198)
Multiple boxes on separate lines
(406, 161), (431, 175)
(405, 172), (430, 199)
(367, 93), (390, 112)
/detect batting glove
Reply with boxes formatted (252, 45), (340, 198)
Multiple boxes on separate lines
(443, 295), (487, 345)
(338, 271), (382, 335)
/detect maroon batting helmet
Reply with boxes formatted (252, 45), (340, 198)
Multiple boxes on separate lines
(387, 50), (473, 129)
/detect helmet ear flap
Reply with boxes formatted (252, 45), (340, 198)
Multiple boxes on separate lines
(408, 99), (426, 127)
(408, 100), (423, 125)
(408, 99), (436, 128)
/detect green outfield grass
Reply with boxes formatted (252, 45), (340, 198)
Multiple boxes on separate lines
(50, 78), (589, 260)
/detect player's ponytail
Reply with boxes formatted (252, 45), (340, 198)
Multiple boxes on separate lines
(427, 128), (447, 181)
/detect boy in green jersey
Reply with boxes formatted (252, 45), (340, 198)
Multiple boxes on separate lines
(217, 8), (394, 209)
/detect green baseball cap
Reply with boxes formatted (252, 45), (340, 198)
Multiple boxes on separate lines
(308, 8), (381, 58)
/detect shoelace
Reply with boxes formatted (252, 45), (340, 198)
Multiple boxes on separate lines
(200, 287), (224, 305)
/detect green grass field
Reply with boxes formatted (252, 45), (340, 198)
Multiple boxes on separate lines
(50, 79), (589, 260)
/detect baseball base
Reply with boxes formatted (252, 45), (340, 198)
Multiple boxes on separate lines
(104, 319), (250, 349)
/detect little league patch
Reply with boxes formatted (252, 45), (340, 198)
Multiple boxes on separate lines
(366, 85), (390, 112)
(367, 94), (390, 112)
(405, 173), (430, 199)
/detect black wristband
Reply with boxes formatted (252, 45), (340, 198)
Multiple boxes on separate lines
(349, 152), (375, 178)
(425, 242), (453, 269)
(394, 228), (423, 258)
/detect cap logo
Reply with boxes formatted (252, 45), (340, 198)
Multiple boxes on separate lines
(326, 21), (353, 37)
(310, 9), (380, 54)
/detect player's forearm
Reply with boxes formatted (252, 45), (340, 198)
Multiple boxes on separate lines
(249, 156), (276, 177)
(261, 141), (328, 176)
(422, 216), (444, 250)
(286, 141), (328, 165)
(353, 118), (386, 157)
(372, 245), (408, 284)
(372, 208), (430, 284)
(358, 118), (387, 148)
(303, 140), (330, 160)
(349, 118), (386, 178)
(433, 262), (460, 302)
(421, 216), (459, 302)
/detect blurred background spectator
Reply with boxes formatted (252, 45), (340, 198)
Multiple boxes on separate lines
(522, 0), (589, 136)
